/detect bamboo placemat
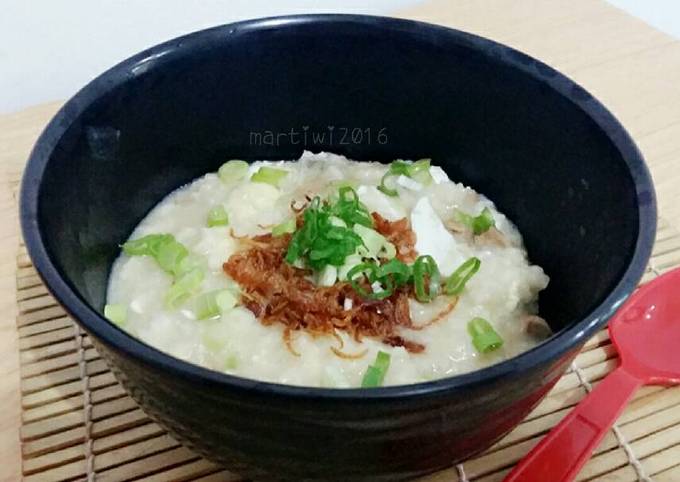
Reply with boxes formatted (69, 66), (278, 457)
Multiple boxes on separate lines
(14, 217), (680, 481)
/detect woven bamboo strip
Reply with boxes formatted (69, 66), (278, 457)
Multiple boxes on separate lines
(16, 265), (39, 280)
(21, 358), (109, 395)
(17, 294), (58, 315)
(21, 396), (138, 442)
(22, 426), (85, 460)
(16, 274), (43, 291)
(96, 446), (198, 482)
(93, 422), (164, 455)
(20, 337), (93, 368)
(19, 326), (75, 351)
(21, 372), (116, 409)
(16, 285), (49, 302)
(22, 394), (84, 424)
(21, 347), (98, 380)
(654, 461), (680, 481)
(18, 317), (73, 338)
(17, 305), (67, 327)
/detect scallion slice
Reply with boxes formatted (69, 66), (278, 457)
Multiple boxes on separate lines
(353, 224), (388, 258)
(194, 289), (237, 320)
(165, 268), (204, 309)
(218, 160), (248, 183)
(467, 317), (503, 353)
(332, 187), (373, 228)
(207, 205), (229, 227)
(407, 158), (433, 185)
(361, 350), (391, 387)
(378, 172), (399, 197)
(472, 208), (495, 234)
(156, 239), (189, 277)
(104, 304), (127, 326)
(347, 262), (392, 300)
(444, 257), (481, 295)
(251, 166), (289, 186)
(412, 255), (441, 302)
(455, 207), (496, 235)
(379, 159), (434, 196)
(377, 160), (409, 197)
(316, 264), (338, 287)
(272, 217), (296, 237)
(377, 258), (412, 287)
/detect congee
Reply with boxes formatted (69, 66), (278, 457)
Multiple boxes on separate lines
(106, 151), (550, 387)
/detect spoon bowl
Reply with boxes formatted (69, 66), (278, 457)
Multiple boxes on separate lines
(611, 268), (680, 384)
(506, 267), (680, 482)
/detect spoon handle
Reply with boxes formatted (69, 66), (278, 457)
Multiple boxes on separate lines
(503, 366), (642, 482)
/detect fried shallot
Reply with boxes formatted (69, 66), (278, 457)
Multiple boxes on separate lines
(223, 217), (434, 355)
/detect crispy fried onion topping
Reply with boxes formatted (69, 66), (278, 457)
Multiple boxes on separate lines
(223, 216), (429, 356)
(371, 212), (418, 262)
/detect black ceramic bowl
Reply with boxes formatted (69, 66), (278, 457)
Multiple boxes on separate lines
(21, 15), (655, 481)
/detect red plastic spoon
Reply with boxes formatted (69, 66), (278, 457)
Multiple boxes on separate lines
(505, 267), (680, 482)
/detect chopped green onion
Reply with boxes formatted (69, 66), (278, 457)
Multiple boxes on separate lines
(378, 159), (432, 197)
(407, 159), (433, 185)
(165, 268), (204, 309)
(177, 253), (206, 276)
(412, 255), (441, 302)
(455, 207), (496, 235)
(218, 160), (248, 183)
(347, 263), (393, 300)
(380, 242), (397, 259)
(389, 160), (411, 175)
(194, 289), (237, 320)
(207, 205), (229, 227)
(251, 166), (288, 186)
(272, 218), (296, 237)
(338, 254), (363, 281)
(316, 265), (338, 287)
(332, 187), (373, 228)
(378, 172), (399, 197)
(353, 224), (388, 258)
(377, 258), (412, 287)
(444, 257), (481, 295)
(223, 354), (239, 370)
(123, 233), (191, 277)
(122, 233), (207, 309)
(156, 239), (189, 277)
(329, 216), (347, 227)
(285, 194), (365, 270)
(122, 233), (173, 256)
(467, 317), (504, 353)
(347, 263), (377, 298)
(361, 350), (391, 387)
(104, 304), (127, 325)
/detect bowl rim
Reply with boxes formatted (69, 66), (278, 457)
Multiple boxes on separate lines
(20, 14), (657, 400)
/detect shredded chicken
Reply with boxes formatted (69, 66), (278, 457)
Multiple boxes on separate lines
(223, 220), (430, 355)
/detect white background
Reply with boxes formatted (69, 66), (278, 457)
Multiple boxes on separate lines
(1, 0), (678, 114)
